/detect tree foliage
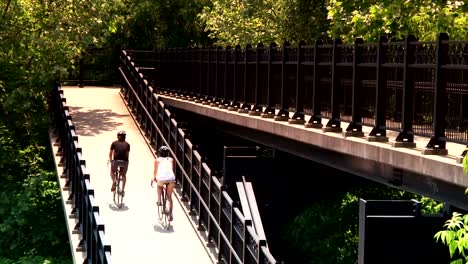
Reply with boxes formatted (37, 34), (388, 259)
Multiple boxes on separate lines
(200, 0), (468, 46)
(327, 0), (468, 42)
(0, 126), (70, 260)
(0, 0), (123, 261)
(199, 0), (287, 46)
(435, 212), (468, 264)
(281, 0), (328, 42)
(108, 0), (211, 49)
(435, 157), (468, 264)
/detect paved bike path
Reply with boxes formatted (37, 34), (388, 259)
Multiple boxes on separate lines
(63, 86), (214, 264)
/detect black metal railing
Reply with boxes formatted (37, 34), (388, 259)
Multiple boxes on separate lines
(125, 33), (468, 154)
(50, 82), (111, 264)
(119, 51), (281, 264)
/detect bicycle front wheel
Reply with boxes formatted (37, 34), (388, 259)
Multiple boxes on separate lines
(114, 172), (124, 208)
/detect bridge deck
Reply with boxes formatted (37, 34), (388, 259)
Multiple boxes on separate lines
(62, 86), (215, 264)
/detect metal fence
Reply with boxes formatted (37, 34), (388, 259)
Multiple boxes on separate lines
(119, 51), (281, 264)
(50, 82), (112, 264)
(124, 33), (468, 153)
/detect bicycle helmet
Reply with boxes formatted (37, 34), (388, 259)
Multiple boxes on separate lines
(117, 130), (126, 136)
(158, 145), (170, 157)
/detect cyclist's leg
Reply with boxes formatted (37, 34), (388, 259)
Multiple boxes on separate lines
(156, 184), (163, 205)
(110, 162), (117, 191)
(120, 161), (129, 193)
(166, 181), (176, 219)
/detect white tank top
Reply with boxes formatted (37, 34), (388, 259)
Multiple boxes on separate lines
(156, 157), (175, 181)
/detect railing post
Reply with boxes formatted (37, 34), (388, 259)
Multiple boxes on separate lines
(188, 47), (197, 101)
(219, 46), (230, 109)
(345, 38), (365, 137)
(394, 35), (417, 148)
(250, 43), (264, 116)
(182, 48), (189, 99)
(423, 33), (449, 155)
(161, 48), (167, 92)
(228, 45), (241, 111)
(202, 47), (212, 104)
(305, 39), (324, 128)
(211, 46), (223, 106)
(216, 185), (226, 263)
(289, 40), (306, 124)
(239, 44), (253, 113)
(368, 36), (390, 142)
(197, 47), (205, 103)
(174, 47), (182, 97)
(323, 38), (343, 132)
(261, 42), (276, 118)
(274, 41), (290, 121)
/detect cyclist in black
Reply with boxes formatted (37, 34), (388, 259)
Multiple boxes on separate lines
(109, 130), (130, 196)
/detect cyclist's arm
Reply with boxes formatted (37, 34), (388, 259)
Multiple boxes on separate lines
(109, 149), (114, 161)
(170, 158), (175, 175)
(153, 160), (159, 181)
(109, 142), (115, 161)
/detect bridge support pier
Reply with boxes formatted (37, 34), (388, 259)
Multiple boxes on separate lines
(366, 135), (389, 142)
(392, 141), (416, 148)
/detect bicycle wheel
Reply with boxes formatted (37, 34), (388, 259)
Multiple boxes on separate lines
(114, 169), (124, 208)
(158, 187), (169, 229)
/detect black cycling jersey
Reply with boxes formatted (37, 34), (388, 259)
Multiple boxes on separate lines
(111, 140), (130, 161)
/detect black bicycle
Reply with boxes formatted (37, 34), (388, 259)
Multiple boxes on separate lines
(113, 165), (125, 208)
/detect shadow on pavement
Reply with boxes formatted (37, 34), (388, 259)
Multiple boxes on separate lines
(69, 107), (128, 136)
(108, 203), (130, 211)
(153, 224), (175, 234)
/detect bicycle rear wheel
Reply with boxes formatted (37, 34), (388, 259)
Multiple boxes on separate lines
(158, 188), (169, 229)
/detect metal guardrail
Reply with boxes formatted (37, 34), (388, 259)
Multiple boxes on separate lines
(124, 33), (468, 157)
(119, 51), (281, 264)
(50, 82), (112, 264)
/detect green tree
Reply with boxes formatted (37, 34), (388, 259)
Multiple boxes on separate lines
(434, 152), (468, 264)
(0, 0), (123, 261)
(326, 0), (468, 42)
(108, 0), (211, 49)
(435, 212), (468, 264)
(282, 0), (329, 42)
(199, 0), (287, 46)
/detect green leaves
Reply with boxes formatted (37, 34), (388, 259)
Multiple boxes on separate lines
(0, 0), (120, 262)
(0, 125), (68, 259)
(327, 0), (468, 42)
(435, 212), (468, 262)
(199, 0), (287, 46)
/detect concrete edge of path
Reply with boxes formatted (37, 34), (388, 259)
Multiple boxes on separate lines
(49, 129), (87, 264)
(118, 91), (218, 264)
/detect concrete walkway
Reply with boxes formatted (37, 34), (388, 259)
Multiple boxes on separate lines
(62, 86), (215, 264)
